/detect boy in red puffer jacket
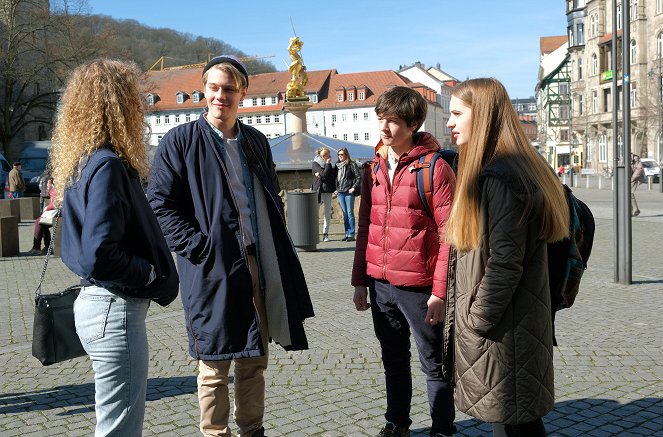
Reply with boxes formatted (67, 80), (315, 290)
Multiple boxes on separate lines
(351, 87), (456, 437)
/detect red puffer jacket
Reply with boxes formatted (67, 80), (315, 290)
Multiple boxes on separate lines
(351, 132), (455, 299)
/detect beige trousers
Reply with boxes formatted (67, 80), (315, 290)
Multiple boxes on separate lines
(197, 254), (269, 437)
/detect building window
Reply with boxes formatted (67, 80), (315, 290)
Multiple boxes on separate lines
(560, 83), (570, 95)
(261, 97), (266, 106)
(256, 116), (262, 124)
(272, 97), (277, 104)
(192, 92), (201, 103)
(274, 114), (280, 123)
(364, 132), (370, 141)
(630, 0), (638, 20)
(560, 105), (570, 120)
(155, 115), (161, 125)
(175, 114), (180, 123)
(578, 57), (583, 79)
(252, 98), (257, 106)
(147, 94), (156, 106)
(157, 135), (163, 143)
(578, 94), (584, 115)
(332, 134), (338, 139)
(592, 90), (598, 113)
(310, 94), (318, 103)
(343, 134), (348, 141)
(348, 92), (354, 101)
(176, 94), (184, 104)
(164, 115), (170, 124)
(352, 113), (358, 122)
(185, 114), (191, 122)
(590, 14), (598, 38)
(577, 23), (584, 45)
(332, 114), (337, 123)
(337, 94), (343, 102)
(560, 129), (569, 142)
(239, 100), (244, 107)
(342, 114), (347, 122)
(599, 134), (607, 162)
(591, 53), (598, 76)
(265, 115), (271, 123)
(630, 39), (636, 63)
(354, 133), (359, 141)
(363, 112), (369, 121)
(630, 84), (638, 107)
(658, 32), (663, 57)
(616, 4), (622, 30)
(657, 0), (662, 14)
(359, 91), (365, 100)
(586, 137), (593, 162)
(247, 116), (253, 125)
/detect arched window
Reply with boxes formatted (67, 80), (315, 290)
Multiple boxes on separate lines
(658, 32), (663, 58)
(592, 54), (598, 75)
(630, 40), (637, 63)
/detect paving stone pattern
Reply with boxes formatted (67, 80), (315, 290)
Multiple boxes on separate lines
(0, 187), (661, 436)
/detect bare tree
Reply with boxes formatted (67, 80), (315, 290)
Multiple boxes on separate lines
(0, 0), (100, 157)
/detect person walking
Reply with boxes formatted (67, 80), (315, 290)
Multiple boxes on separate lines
(445, 78), (570, 437)
(8, 162), (25, 198)
(28, 177), (55, 255)
(631, 154), (645, 217)
(335, 147), (361, 241)
(312, 147), (336, 242)
(147, 55), (314, 437)
(352, 86), (457, 437)
(50, 59), (179, 437)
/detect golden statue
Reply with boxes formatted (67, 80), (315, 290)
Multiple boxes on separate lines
(286, 36), (308, 101)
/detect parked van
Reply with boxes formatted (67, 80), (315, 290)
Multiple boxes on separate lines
(0, 152), (11, 199)
(19, 141), (51, 197)
(640, 158), (661, 183)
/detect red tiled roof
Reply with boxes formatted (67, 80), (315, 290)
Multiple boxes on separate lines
(314, 70), (413, 109)
(540, 35), (568, 55)
(599, 29), (623, 45)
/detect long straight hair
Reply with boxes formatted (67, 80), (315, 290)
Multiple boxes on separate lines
(446, 78), (569, 251)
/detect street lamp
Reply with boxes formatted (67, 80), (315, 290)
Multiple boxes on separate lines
(649, 59), (663, 193)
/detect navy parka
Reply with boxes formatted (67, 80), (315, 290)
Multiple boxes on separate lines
(148, 115), (314, 361)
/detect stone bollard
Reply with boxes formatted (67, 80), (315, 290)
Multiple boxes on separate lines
(19, 197), (41, 221)
(0, 199), (21, 221)
(0, 215), (19, 257)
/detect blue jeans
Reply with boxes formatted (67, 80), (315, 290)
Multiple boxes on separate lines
(74, 286), (150, 437)
(337, 191), (355, 237)
(369, 279), (455, 436)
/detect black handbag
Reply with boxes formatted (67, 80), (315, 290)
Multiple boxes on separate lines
(31, 211), (87, 366)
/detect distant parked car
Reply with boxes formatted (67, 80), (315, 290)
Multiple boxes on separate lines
(19, 141), (51, 197)
(0, 152), (11, 199)
(640, 158), (661, 184)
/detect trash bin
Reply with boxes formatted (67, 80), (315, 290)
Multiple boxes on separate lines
(287, 190), (319, 251)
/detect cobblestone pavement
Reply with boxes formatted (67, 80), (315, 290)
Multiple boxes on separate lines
(1, 187), (662, 436)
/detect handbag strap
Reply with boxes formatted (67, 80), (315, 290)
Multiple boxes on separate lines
(34, 208), (61, 299)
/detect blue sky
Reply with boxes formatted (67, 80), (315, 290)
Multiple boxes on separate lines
(85, 0), (568, 99)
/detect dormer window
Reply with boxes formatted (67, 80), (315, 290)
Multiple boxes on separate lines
(147, 93), (159, 106)
(359, 91), (365, 100)
(192, 91), (203, 103)
(336, 86), (346, 102)
(176, 91), (188, 104)
(348, 92), (354, 101)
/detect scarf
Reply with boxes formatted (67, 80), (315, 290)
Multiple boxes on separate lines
(314, 156), (326, 168)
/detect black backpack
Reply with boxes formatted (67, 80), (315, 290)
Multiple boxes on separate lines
(547, 184), (595, 344)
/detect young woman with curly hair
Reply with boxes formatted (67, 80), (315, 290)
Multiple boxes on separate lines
(446, 78), (569, 437)
(50, 59), (179, 436)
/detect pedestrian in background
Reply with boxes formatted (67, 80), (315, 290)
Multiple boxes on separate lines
(148, 55), (314, 437)
(312, 147), (336, 242)
(631, 154), (645, 217)
(445, 78), (569, 437)
(50, 58), (179, 437)
(352, 86), (457, 437)
(8, 161), (25, 198)
(39, 171), (52, 211)
(28, 177), (55, 255)
(335, 147), (361, 242)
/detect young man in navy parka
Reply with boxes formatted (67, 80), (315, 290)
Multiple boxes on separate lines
(148, 56), (314, 437)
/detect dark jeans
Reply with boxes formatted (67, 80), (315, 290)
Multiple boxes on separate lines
(369, 279), (455, 436)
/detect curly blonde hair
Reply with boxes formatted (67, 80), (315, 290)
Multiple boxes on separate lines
(51, 59), (149, 203)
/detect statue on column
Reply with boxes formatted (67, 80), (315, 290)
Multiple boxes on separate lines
(286, 36), (308, 101)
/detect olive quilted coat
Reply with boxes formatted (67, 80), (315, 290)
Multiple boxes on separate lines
(452, 158), (555, 424)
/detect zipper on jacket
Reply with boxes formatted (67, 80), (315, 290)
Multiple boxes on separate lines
(381, 157), (392, 280)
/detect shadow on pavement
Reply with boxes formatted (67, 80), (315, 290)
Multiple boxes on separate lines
(0, 375), (197, 415)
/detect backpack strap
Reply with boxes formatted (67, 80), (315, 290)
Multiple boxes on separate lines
(414, 151), (438, 218)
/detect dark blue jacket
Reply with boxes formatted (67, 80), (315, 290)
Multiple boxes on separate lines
(147, 115), (314, 361)
(61, 148), (179, 306)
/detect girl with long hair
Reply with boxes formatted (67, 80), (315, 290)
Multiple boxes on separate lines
(51, 59), (178, 436)
(446, 78), (569, 437)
